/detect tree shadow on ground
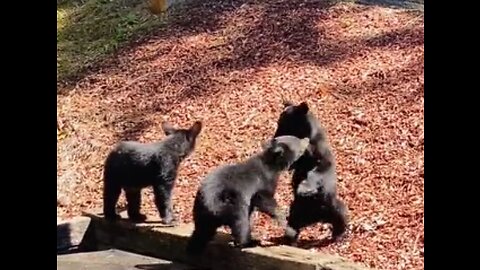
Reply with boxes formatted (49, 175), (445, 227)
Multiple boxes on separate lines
(333, 47), (424, 101)
(85, 0), (344, 141)
(58, 0), (423, 142)
(364, 26), (424, 49)
(355, 0), (423, 10)
(57, 0), (241, 88)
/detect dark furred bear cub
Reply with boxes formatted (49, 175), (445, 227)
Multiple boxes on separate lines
(103, 121), (202, 224)
(186, 136), (310, 255)
(273, 101), (348, 244)
(285, 144), (348, 244)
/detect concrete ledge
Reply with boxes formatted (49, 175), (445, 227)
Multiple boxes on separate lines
(57, 216), (94, 253)
(58, 249), (191, 270)
(83, 210), (373, 270)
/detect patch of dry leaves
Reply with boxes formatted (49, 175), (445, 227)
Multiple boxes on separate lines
(57, 1), (424, 269)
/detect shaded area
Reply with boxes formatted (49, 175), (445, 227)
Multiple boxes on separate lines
(57, 0), (422, 88)
(57, 223), (73, 254)
(80, 0), (343, 141)
(356, 0), (423, 10)
(209, 0), (337, 69)
(364, 26), (424, 48)
(76, 0), (423, 142)
(333, 47), (424, 100)
(265, 235), (336, 249)
(57, 218), (97, 255)
(57, 0), (423, 88)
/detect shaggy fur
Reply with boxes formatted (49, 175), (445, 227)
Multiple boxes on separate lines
(273, 101), (348, 244)
(186, 136), (310, 255)
(103, 121), (202, 224)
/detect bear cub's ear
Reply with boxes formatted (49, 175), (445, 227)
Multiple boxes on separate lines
(261, 138), (275, 151)
(261, 138), (276, 151)
(161, 121), (177, 136)
(297, 102), (309, 115)
(282, 100), (294, 108)
(188, 121), (203, 141)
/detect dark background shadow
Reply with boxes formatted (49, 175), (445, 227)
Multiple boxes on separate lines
(265, 235), (335, 249)
(57, 221), (98, 255)
(57, 223), (73, 254)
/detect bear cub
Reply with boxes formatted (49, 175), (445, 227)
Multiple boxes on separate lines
(273, 101), (348, 244)
(103, 121), (202, 224)
(285, 144), (348, 244)
(186, 136), (310, 255)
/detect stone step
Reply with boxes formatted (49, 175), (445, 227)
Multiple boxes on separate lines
(57, 249), (194, 270)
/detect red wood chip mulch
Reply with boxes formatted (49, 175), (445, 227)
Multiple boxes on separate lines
(57, 1), (424, 269)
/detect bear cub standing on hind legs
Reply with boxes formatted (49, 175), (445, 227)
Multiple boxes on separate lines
(273, 101), (348, 245)
(103, 121), (202, 225)
(186, 136), (310, 255)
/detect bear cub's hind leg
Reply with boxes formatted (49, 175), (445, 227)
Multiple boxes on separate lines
(125, 187), (147, 223)
(103, 182), (122, 221)
(153, 184), (176, 225)
(230, 207), (259, 248)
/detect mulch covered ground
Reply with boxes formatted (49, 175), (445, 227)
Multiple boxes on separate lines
(57, 1), (424, 269)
